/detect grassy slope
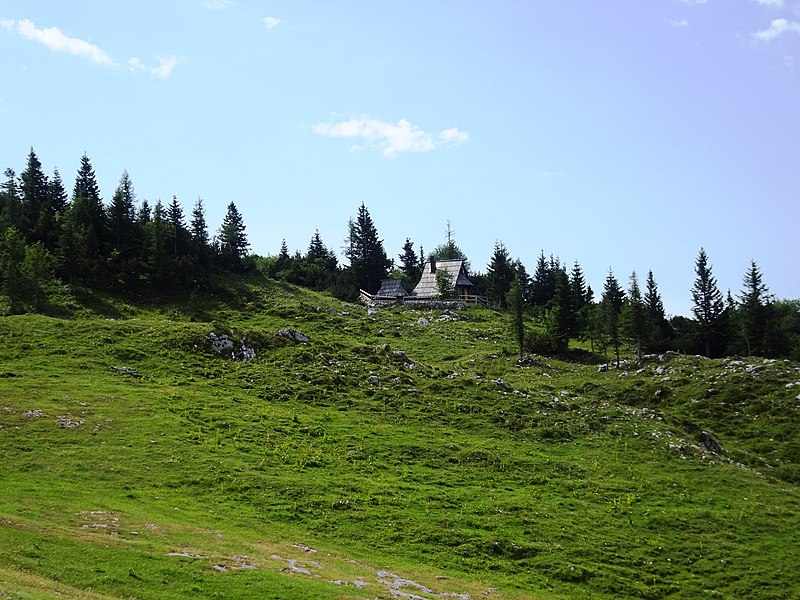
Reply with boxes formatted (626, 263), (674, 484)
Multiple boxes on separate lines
(1, 276), (799, 599)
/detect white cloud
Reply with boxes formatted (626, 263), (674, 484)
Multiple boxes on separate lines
(202, 0), (233, 8)
(6, 18), (115, 66)
(668, 19), (690, 27)
(753, 18), (800, 41)
(314, 117), (468, 157)
(438, 127), (469, 146)
(753, 0), (784, 7)
(129, 55), (183, 79)
(263, 16), (281, 30)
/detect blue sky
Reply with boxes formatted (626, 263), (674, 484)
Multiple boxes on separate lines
(1, 0), (798, 316)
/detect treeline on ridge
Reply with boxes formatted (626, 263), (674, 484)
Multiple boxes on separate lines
(1, 148), (798, 361)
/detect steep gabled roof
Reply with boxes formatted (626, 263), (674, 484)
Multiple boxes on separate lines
(375, 278), (409, 298)
(411, 259), (472, 299)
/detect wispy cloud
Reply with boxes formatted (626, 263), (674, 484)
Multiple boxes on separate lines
(202, 0), (233, 8)
(263, 16), (281, 30)
(314, 117), (469, 157)
(668, 19), (690, 27)
(129, 56), (183, 79)
(753, 18), (800, 41)
(753, 0), (784, 7)
(2, 18), (115, 66)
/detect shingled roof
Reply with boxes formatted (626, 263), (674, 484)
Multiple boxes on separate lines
(375, 278), (409, 298)
(411, 258), (473, 299)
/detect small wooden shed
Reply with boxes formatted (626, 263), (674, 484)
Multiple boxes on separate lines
(375, 278), (409, 299)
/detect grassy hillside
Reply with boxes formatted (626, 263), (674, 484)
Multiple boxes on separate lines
(1, 275), (799, 599)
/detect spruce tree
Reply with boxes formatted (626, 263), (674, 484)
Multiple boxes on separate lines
(190, 197), (210, 264)
(508, 275), (525, 360)
(430, 221), (470, 273)
(344, 203), (391, 294)
(644, 270), (670, 349)
(217, 202), (249, 269)
(166, 195), (187, 258)
(531, 250), (554, 307)
(0, 168), (21, 232)
(20, 148), (51, 245)
(602, 269), (625, 367)
(691, 248), (725, 357)
(108, 170), (137, 255)
(47, 168), (68, 249)
(547, 266), (573, 353)
(398, 238), (422, 283)
(738, 260), (771, 356)
(485, 241), (514, 309)
(621, 271), (648, 361)
(306, 229), (337, 271)
(70, 154), (106, 277)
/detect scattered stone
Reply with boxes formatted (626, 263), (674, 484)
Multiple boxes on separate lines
(367, 306), (379, 316)
(292, 544), (317, 553)
(597, 364), (608, 373)
(393, 350), (407, 360)
(654, 366), (666, 376)
(57, 415), (85, 429)
(417, 317), (429, 326)
(492, 378), (511, 391)
(368, 375), (380, 385)
(698, 431), (722, 454)
(23, 409), (44, 419)
(110, 366), (142, 378)
(276, 329), (310, 343)
(212, 564), (227, 572)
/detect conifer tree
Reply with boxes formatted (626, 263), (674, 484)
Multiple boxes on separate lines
(218, 201), (249, 269)
(622, 271), (648, 361)
(344, 203), (391, 294)
(275, 239), (291, 273)
(190, 197), (210, 264)
(485, 241), (514, 309)
(602, 269), (625, 367)
(20, 148), (51, 245)
(47, 168), (68, 249)
(166, 195), (187, 258)
(644, 270), (670, 348)
(691, 248), (725, 357)
(108, 170), (137, 255)
(398, 238), (422, 283)
(69, 154), (106, 276)
(0, 227), (27, 313)
(569, 260), (591, 339)
(531, 250), (555, 307)
(547, 266), (573, 353)
(0, 168), (21, 232)
(508, 275), (525, 360)
(738, 260), (771, 356)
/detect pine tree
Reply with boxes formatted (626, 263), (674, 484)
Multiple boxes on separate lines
(107, 170), (137, 255)
(531, 250), (554, 307)
(547, 266), (573, 353)
(0, 227), (27, 313)
(691, 248), (725, 357)
(217, 201), (249, 269)
(738, 260), (771, 356)
(602, 269), (625, 367)
(0, 168), (21, 231)
(622, 271), (648, 361)
(644, 270), (670, 349)
(166, 195), (187, 258)
(344, 203), (391, 294)
(20, 148), (51, 244)
(508, 275), (525, 360)
(190, 197), (210, 263)
(306, 229), (337, 271)
(275, 239), (291, 273)
(47, 168), (68, 249)
(70, 153), (106, 276)
(569, 260), (591, 339)
(398, 238), (422, 283)
(485, 241), (514, 309)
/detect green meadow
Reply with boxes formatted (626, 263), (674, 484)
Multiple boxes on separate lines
(1, 275), (798, 599)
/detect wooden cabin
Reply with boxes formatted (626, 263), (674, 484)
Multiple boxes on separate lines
(410, 257), (473, 300)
